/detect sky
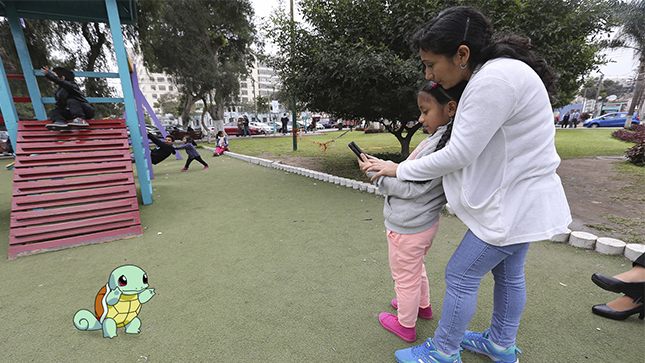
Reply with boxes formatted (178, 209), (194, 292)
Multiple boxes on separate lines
(249, 0), (637, 80)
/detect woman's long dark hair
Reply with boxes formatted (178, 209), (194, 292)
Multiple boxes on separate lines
(411, 6), (557, 97)
(418, 80), (467, 151)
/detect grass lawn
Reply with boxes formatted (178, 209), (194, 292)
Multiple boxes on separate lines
(225, 128), (640, 179)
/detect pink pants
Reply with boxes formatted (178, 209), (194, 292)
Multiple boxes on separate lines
(387, 219), (440, 327)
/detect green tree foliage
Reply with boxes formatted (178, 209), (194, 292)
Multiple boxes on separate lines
(153, 93), (180, 116)
(266, 0), (616, 156)
(1, 17), (124, 120)
(580, 77), (631, 101)
(135, 0), (257, 126)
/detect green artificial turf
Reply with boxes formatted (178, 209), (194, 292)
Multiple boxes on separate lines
(0, 154), (642, 362)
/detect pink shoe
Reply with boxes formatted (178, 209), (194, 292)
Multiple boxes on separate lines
(379, 312), (416, 342)
(391, 298), (433, 319)
(203, 165), (209, 169)
(181, 168), (188, 172)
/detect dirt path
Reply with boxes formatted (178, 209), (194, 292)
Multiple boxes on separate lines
(557, 157), (644, 243)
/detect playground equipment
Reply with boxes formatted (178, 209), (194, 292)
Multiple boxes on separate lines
(0, 0), (152, 258)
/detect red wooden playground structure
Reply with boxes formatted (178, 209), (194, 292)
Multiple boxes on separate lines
(0, 1), (153, 259)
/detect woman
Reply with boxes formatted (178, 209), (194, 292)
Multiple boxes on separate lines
(365, 7), (571, 363)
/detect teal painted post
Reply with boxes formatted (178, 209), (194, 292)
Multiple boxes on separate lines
(5, 2), (47, 120)
(0, 55), (19, 151)
(106, 0), (153, 205)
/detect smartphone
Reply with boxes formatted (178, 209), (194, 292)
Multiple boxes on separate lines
(348, 141), (364, 158)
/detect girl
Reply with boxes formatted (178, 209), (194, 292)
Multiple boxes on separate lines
(213, 131), (229, 156)
(175, 136), (209, 171)
(366, 7), (571, 363)
(359, 81), (466, 343)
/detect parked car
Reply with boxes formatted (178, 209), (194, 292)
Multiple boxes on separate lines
(250, 122), (273, 134)
(146, 125), (163, 138)
(223, 122), (267, 136)
(583, 112), (640, 128)
(161, 124), (203, 140)
(277, 121), (305, 133)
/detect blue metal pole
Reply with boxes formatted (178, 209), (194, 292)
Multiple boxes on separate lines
(0, 55), (19, 151)
(5, 3), (47, 120)
(106, 0), (153, 205)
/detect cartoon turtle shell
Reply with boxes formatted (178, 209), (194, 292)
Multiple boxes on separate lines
(94, 283), (142, 328)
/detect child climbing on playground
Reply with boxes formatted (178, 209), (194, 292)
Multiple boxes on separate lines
(357, 80), (467, 343)
(40, 66), (94, 131)
(175, 136), (209, 171)
(213, 131), (229, 156)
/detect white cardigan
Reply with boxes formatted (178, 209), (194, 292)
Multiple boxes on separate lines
(397, 58), (571, 246)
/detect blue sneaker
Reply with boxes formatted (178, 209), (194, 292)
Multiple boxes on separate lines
(395, 338), (461, 363)
(460, 329), (522, 363)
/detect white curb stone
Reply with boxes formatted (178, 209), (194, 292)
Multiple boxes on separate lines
(595, 237), (626, 255)
(550, 229), (571, 243)
(568, 231), (597, 249)
(625, 244), (645, 261)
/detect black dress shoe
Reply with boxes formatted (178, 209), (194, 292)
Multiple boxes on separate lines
(591, 273), (645, 295)
(592, 303), (644, 320)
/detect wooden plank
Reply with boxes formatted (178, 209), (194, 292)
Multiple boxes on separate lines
(18, 119), (126, 131)
(8, 225), (143, 259)
(17, 129), (128, 142)
(14, 150), (131, 168)
(11, 185), (138, 211)
(11, 198), (140, 227)
(15, 139), (130, 155)
(13, 173), (134, 196)
(10, 211), (141, 243)
(13, 161), (133, 181)
(9, 118), (144, 259)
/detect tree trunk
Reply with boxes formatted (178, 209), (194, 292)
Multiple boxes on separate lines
(625, 54), (645, 128)
(180, 93), (195, 126)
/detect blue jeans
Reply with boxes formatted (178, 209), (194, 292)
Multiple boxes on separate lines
(433, 230), (530, 355)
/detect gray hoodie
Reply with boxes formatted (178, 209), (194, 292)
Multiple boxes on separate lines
(367, 124), (449, 234)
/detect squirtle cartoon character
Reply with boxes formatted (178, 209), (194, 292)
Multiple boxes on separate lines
(73, 265), (155, 338)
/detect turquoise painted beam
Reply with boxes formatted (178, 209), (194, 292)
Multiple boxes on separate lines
(0, 55), (19, 152)
(34, 70), (121, 78)
(41, 97), (125, 103)
(106, 0), (152, 205)
(6, 3), (47, 120)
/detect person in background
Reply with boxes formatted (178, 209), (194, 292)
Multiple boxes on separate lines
(175, 136), (209, 171)
(41, 66), (94, 131)
(213, 131), (229, 156)
(147, 133), (176, 165)
(237, 117), (244, 137)
(243, 115), (251, 136)
(591, 253), (644, 320)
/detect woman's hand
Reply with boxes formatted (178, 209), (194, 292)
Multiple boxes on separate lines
(364, 155), (398, 180)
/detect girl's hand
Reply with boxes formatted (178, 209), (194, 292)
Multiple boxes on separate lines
(365, 157), (398, 180)
(357, 154), (372, 174)
(40, 66), (49, 74)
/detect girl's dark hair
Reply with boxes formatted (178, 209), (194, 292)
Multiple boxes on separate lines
(418, 80), (467, 152)
(411, 6), (557, 96)
(216, 131), (224, 137)
(185, 136), (197, 146)
(418, 80), (468, 105)
(52, 67), (75, 82)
